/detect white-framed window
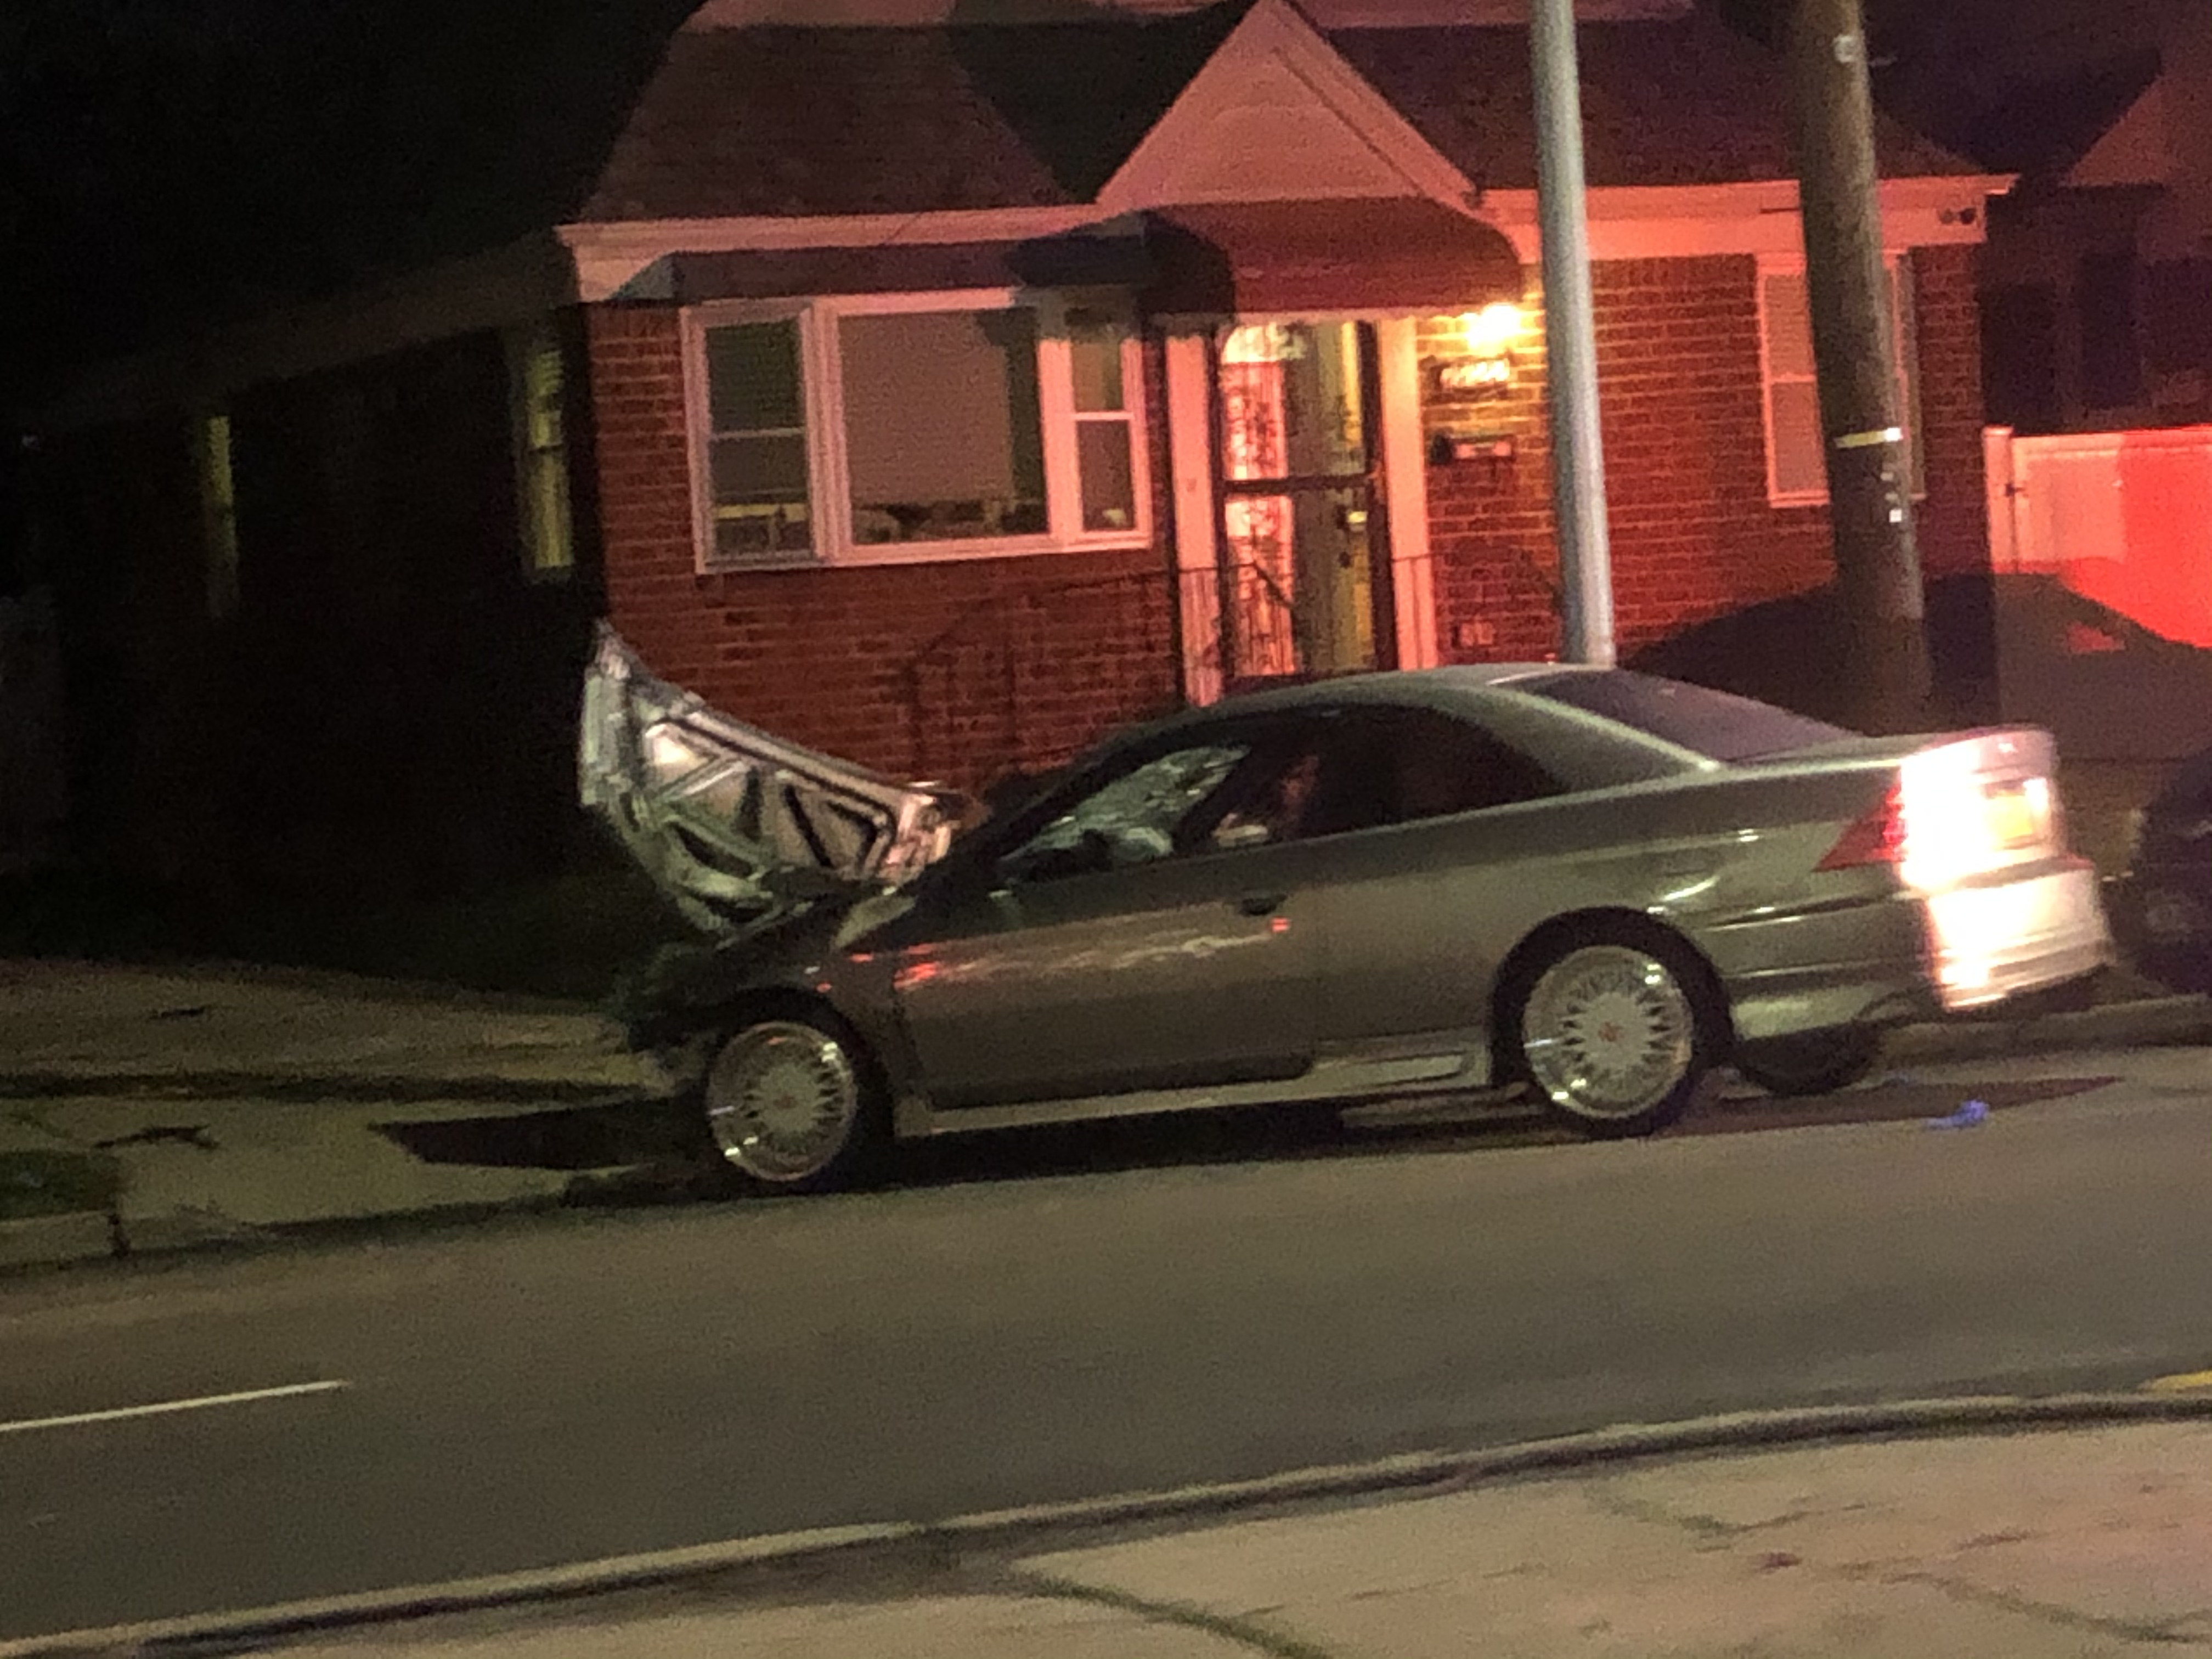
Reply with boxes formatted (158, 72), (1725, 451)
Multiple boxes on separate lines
(1758, 254), (1925, 507)
(506, 319), (577, 580)
(682, 289), (1150, 572)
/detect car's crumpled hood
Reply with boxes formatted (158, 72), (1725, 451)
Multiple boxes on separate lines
(578, 624), (972, 935)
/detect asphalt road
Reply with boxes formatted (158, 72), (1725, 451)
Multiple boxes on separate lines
(3, 1058), (2209, 1641)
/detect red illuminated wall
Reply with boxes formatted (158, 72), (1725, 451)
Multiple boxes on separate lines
(586, 249), (1995, 786)
(585, 305), (1178, 794)
(1420, 246), (1991, 662)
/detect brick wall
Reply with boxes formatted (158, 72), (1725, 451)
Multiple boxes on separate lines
(584, 306), (1179, 792)
(584, 251), (1993, 782)
(1419, 248), (1991, 663)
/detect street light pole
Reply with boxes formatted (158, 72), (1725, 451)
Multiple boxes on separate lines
(1529, 0), (1616, 667)
(1784, 0), (1930, 732)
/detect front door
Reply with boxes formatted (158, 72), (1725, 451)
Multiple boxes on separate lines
(1216, 320), (1396, 686)
(883, 730), (1325, 1111)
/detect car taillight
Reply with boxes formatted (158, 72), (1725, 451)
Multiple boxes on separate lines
(1819, 784), (1907, 870)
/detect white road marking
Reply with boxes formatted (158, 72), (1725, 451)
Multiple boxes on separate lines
(0, 1380), (348, 1437)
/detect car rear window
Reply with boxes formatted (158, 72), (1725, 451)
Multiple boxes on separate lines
(1516, 670), (1855, 762)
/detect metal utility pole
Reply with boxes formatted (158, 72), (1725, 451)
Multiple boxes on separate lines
(1530, 0), (1616, 667)
(1784, 0), (1930, 733)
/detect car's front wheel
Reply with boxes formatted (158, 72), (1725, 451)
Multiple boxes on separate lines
(1510, 931), (1718, 1138)
(700, 1013), (885, 1193)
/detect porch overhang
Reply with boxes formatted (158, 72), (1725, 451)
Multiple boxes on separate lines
(662, 232), (1154, 302)
(1141, 198), (1527, 320)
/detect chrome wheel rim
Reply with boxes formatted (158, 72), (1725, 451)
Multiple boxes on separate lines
(704, 1022), (861, 1183)
(1522, 944), (1696, 1121)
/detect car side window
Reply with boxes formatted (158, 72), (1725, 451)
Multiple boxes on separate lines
(1004, 741), (1253, 879)
(1300, 708), (1564, 837)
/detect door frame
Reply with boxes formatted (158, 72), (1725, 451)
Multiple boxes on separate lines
(1164, 313), (1439, 705)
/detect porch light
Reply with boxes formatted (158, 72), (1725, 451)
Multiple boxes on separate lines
(1459, 302), (1525, 356)
(1429, 302), (1525, 396)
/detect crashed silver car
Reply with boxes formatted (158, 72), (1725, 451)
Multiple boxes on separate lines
(581, 625), (2112, 1191)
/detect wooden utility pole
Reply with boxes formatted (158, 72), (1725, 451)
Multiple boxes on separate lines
(1784, 0), (1931, 733)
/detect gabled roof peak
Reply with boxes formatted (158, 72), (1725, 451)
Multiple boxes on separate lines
(681, 0), (1690, 29)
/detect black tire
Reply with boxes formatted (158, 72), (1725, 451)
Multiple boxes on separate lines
(2112, 878), (2212, 995)
(1504, 924), (1723, 1138)
(696, 1010), (888, 1195)
(1733, 1029), (1883, 1098)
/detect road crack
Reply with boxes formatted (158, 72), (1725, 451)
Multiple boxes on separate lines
(1009, 1567), (1344, 1659)
(1850, 1566), (2210, 1646)
(1588, 1483), (1864, 1542)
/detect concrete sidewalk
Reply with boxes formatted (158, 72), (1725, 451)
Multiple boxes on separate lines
(0, 960), (659, 1268)
(4, 955), (2210, 1272)
(0, 958), (646, 1098)
(35, 1413), (2212, 1658)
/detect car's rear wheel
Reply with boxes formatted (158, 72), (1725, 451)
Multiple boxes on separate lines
(701, 1014), (884, 1193)
(1511, 933), (1717, 1137)
(1734, 1028), (1883, 1098)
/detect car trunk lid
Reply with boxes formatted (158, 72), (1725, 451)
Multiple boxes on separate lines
(578, 625), (972, 934)
(1747, 726), (2070, 886)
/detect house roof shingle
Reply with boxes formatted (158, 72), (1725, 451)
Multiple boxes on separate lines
(579, 5), (1246, 221)
(579, 2), (1983, 226)
(1333, 15), (1980, 190)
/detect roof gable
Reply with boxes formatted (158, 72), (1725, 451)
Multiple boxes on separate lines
(1096, 0), (1475, 211)
(2067, 74), (2172, 189)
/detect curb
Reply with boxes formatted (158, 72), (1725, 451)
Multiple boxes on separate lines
(1, 956), (603, 1018)
(0, 1210), (115, 1271)
(0, 1070), (655, 1106)
(12, 1391), (2212, 1658)
(0, 1192), (595, 1282)
(1886, 991), (2212, 1066)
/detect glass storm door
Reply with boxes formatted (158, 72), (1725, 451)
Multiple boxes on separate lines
(1215, 320), (1396, 687)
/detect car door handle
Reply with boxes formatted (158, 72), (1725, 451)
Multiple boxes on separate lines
(1234, 890), (1289, 917)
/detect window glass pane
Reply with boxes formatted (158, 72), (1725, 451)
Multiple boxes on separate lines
(1069, 314), (1127, 413)
(707, 320), (803, 433)
(1077, 419), (1136, 533)
(1017, 742), (1251, 873)
(1207, 746), (1325, 849)
(1769, 378), (1826, 498)
(840, 308), (1046, 544)
(196, 413), (240, 619)
(703, 319), (810, 559)
(711, 433), (809, 503)
(1293, 711), (1562, 837)
(1763, 273), (1815, 379)
(510, 324), (574, 576)
(521, 341), (563, 451)
(714, 503), (812, 561)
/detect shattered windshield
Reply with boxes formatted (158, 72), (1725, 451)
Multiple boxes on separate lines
(1014, 742), (1252, 871)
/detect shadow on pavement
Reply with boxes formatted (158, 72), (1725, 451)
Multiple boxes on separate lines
(380, 1073), (2123, 1211)
(1683, 1074), (2116, 1136)
(379, 1099), (704, 1172)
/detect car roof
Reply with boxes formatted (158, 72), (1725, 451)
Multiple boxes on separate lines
(1136, 664), (1599, 732)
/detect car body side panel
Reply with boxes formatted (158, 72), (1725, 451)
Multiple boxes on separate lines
(874, 841), (1325, 1110)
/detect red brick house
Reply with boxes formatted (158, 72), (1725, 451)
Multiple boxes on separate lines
(30, 0), (2011, 902)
